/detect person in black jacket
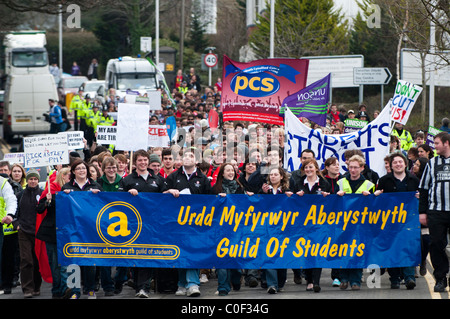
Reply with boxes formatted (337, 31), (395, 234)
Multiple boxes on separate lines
(322, 157), (342, 195)
(238, 158), (259, 193)
(375, 153), (420, 290)
(118, 149), (167, 298)
(165, 148), (212, 297)
(321, 156), (342, 287)
(61, 159), (103, 299)
(212, 163), (247, 296)
(290, 158), (331, 293)
(259, 166), (292, 294)
(16, 169), (43, 298)
(37, 167), (71, 298)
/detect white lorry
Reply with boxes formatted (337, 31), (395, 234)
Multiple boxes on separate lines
(101, 56), (159, 99)
(2, 31), (57, 141)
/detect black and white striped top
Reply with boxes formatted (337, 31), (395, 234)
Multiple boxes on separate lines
(419, 155), (450, 212)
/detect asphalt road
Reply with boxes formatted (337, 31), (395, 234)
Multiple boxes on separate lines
(0, 264), (443, 300)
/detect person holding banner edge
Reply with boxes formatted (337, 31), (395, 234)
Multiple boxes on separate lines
(259, 166), (293, 294)
(61, 159), (103, 299)
(375, 152), (420, 289)
(337, 155), (375, 291)
(418, 132), (450, 292)
(212, 162), (250, 296)
(118, 149), (167, 298)
(164, 148), (213, 297)
(289, 158), (332, 293)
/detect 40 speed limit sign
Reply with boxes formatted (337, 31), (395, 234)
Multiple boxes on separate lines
(204, 53), (218, 68)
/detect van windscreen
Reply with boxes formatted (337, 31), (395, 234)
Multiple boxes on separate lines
(12, 50), (48, 67)
(117, 73), (157, 91)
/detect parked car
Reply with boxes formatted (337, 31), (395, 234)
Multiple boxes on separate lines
(57, 75), (88, 105)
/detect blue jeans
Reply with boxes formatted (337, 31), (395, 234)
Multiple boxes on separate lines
(264, 269), (287, 290)
(387, 267), (416, 284)
(217, 269), (242, 293)
(340, 268), (363, 286)
(178, 269), (200, 288)
(46, 242), (69, 297)
(83, 266), (114, 292)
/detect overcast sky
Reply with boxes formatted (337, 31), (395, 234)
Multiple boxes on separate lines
(334, 0), (362, 23)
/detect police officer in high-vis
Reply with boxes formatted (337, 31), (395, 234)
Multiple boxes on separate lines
(336, 154), (375, 291)
(70, 89), (84, 131)
(391, 122), (414, 151)
(79, 94), (92, 134)
(85, 101), (101, 148)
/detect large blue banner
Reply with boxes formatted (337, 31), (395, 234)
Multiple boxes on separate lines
(56, 192), (421, 269)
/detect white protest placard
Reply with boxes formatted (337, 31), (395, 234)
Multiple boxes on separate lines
(23, 135), (69, 168)
(96, 126), (117, 145)
(115, 103), (150, 151)
(2, 152), (24, 165)
(284, 103), (391, 177)
(147, 91), (162, 111)
(58, 131), (84, 149)
(390, 80), (423, 125)
(148, 125), (170, 147)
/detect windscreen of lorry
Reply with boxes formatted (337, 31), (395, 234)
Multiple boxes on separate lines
(12, 49), (48, 67)
(117, 73), (157, 91)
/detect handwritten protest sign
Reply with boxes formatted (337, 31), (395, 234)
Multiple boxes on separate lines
(58, 131), (84, 149)
(23, 135), (69, 168)
(148, 125), (170, 147)
(115, 103), (150, 151)
(2, 152), (24, 165)
(390, 80), (422, 125)
(96, 126), (117, 145)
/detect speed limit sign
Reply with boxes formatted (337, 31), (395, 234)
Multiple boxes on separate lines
(204, 53), (218, 68)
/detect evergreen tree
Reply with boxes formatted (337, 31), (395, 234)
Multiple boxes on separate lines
(189, 0), (209, 52)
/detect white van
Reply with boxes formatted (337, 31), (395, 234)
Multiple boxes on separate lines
(3, 73), (58, 141)
(101, 56), (158, 98)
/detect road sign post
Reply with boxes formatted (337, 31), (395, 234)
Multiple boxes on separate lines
(203, 51), (218, 86)
(353, 67), (392, 108)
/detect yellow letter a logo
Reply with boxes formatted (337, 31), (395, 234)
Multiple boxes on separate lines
(107, 211), (131, 237)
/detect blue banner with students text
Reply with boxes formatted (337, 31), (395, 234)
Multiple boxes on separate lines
(56, 192), (420, 269)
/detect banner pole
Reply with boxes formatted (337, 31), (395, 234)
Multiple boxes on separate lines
(129, 151), (133, 174)
(47, 166), (52, 204)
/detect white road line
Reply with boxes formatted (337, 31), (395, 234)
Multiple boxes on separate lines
(424, 255), (450, 299)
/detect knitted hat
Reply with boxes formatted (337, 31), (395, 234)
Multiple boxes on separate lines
(149, 154), (161, 164)
(26, 169), (40, 181)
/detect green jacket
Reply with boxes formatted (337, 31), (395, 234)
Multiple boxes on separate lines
(98, 174), (122, 192)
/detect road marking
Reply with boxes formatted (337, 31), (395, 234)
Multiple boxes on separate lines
(424, 255), (450, 299)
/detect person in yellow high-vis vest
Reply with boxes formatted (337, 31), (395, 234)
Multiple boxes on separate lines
(391, 122), (414, 151)
(79, 94), (93, 134)
(85, 102), (101, 147)
(0, 175), (18, 294)
(336, 154), (375, 291)
(70, 89), (84, 131)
